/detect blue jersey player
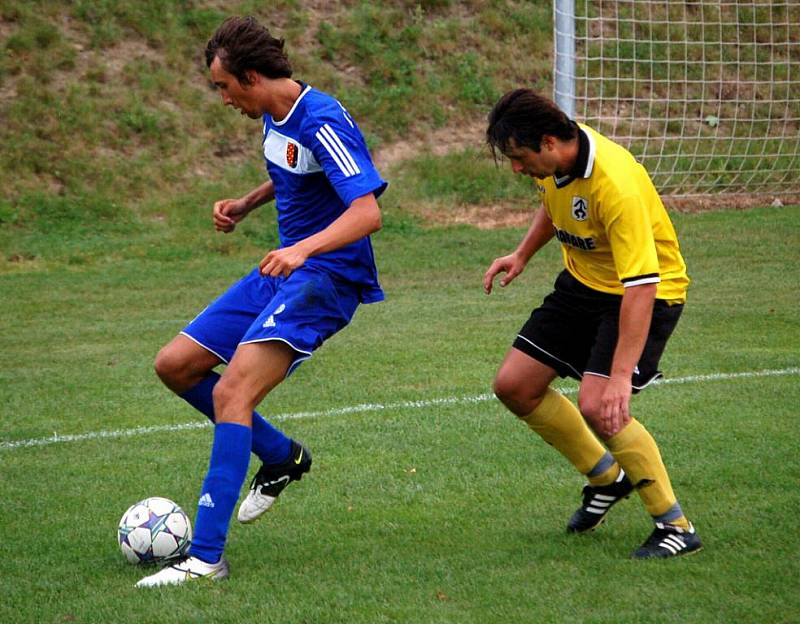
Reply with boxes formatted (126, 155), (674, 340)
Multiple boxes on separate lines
(137, 16), (387, 587)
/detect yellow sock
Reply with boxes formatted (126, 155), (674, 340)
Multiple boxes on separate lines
(587, 462), (621, 487)
(605, 418), (681, 519)
(520, 388), (607, 475)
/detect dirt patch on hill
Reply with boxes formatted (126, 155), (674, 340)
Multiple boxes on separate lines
(374, 118), (487, 170)
(663, 194), (800, 212)
(419, 201), (533, 229)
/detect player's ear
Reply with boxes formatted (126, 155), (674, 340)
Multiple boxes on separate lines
(242, 69), (259, 88)
(540, 135), (556, 151)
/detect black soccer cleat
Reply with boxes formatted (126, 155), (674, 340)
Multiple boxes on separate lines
(237, 440), (312, 523)
(632, 522), (703, 559)
(566, 469), (634, 533)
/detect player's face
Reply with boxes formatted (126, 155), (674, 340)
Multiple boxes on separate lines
(504, 138), (558, 179)
(209, 56), (262, 119)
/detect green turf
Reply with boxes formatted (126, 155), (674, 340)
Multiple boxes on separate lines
(1, 206), (799, 623)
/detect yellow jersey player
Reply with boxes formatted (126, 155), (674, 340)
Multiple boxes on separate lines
(483, 89), (701, 559)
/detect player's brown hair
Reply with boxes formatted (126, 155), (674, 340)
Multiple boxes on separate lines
(205, 16), (292, 84)
(486, 89), (578, 158)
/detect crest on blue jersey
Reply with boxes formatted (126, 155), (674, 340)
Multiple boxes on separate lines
(286, 142), (298, 168)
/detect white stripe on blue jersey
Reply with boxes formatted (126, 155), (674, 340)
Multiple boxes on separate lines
(323, 124), (360, 175)
(316, 124), (360, 177)
(337, 101), (355, 127)
(315, 126), (352, 176)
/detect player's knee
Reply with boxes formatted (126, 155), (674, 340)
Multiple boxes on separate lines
(212, 377), (254, 422)
(493, 373), (539, 416)
(154, 346), (182, 387)
(211, 378), (234, 412)
(155, 343), (213, 393)
(577, 394), (602, 428)
(493, 372), (519, 406)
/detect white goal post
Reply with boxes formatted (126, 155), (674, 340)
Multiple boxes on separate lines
(553, 0), (800, 201)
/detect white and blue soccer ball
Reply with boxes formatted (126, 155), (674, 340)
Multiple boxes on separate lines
(118, 497), (192, 564)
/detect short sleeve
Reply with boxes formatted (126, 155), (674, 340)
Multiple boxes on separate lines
(603, 195), (661, 287)
(306, 105), (387, 207)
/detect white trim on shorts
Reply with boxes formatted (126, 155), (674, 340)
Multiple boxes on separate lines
(239, 337), (313, 376)
(180, 331), (229, 364)
(584, 369), (664, 390)
(515, 334), (583, 379)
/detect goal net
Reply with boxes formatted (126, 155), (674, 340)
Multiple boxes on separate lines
(554, 0), (800, 201)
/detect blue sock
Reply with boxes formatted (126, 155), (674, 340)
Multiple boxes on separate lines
(179, 372), (291, 464)
(189, 422), (251, 564)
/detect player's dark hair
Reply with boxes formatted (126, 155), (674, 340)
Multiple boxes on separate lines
(205, 16), (293, 83)
(486, 89), (578, 159)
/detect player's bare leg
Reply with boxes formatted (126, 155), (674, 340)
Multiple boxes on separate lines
(156, 332), (296, 470)
(212, 340), (295, 424)
(493, 348), (557, 416)
(493, 350), (631, 532)
(213, 342), (312, 523)
(154, 334), (222, 394)
(138, 342), (303, 587)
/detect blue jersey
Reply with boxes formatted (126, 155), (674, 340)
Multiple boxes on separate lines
(261, 84), (387, 303)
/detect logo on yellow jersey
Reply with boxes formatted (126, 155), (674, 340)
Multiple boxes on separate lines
(571, 196), (588, 221)
(553, 226), (596, 251)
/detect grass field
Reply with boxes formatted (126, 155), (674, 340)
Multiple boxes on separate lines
(1, 205), (799, 623)
(2, 2), (799, 621)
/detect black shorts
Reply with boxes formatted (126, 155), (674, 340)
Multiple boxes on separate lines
(513, 270), (683, 391)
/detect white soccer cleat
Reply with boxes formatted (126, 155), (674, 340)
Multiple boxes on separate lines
(238, 441), (312, 524)
(135, 556), (229, 588)
(238, 489), (280, 524)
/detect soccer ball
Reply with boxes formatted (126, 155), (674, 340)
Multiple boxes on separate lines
(118, 497), (192, 564)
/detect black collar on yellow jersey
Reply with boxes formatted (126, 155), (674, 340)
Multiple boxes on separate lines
(554, 126), (596, 188)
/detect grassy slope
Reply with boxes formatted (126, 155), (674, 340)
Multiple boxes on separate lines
(0, 0), (549, 217)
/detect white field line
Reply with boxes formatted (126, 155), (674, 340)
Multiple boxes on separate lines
(2, 367), (798, 452)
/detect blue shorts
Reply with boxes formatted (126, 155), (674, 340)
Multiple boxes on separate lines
(181, 266), (361, 375)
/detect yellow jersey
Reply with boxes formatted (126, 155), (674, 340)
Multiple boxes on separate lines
(536, 124), (689, 304)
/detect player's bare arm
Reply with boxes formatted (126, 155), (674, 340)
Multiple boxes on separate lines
(599, 282), (657, 436)
(213, 180), (276, 233)
(259, 192), (382, 277)
(483, 206), (555, 294)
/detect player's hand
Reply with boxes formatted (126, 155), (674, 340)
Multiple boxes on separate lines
(599, 374), (632, 437)
(213, 198), (250, 233)
(483, 253), (526, 294)
(259, 244), (309, 278)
